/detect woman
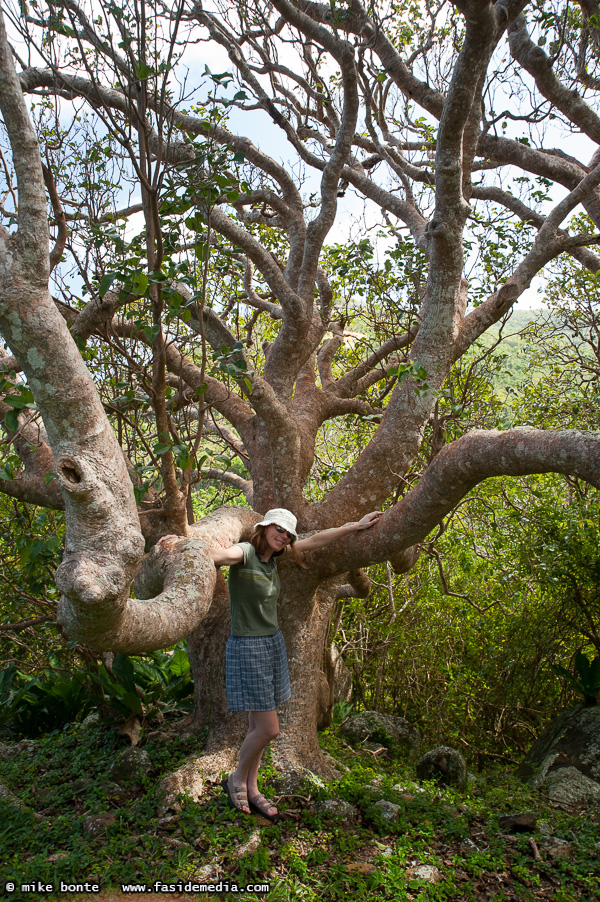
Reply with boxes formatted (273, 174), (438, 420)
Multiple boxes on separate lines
(212, 507), (382, 820)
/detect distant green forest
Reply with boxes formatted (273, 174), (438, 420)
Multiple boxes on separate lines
(479, 307), (544, 392)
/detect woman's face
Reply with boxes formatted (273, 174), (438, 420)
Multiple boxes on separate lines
(264, 524), (293, 554)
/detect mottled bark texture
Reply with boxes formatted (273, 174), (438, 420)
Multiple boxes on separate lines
(3, 0), (600, 782)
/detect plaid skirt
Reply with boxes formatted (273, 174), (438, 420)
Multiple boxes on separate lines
(226, 628), (291, 712)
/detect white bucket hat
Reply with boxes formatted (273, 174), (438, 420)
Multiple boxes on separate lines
(257, 508), (298, 539)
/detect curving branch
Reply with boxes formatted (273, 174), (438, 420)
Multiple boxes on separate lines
(508, 14), (600, 145)
(59, 507), (258, 652)
(311, 427), (600, 577)
(331, 328), (419, 399)
(199, 468), (253, 505)
(457, 172), (600, 355)
(0, 11), (144, 626)
(42, 164), (68, 274)
(0, 402), (64, 509)
(470, 184), (600, 273)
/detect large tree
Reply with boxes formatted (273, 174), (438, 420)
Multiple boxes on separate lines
(1, 0), (600, 778)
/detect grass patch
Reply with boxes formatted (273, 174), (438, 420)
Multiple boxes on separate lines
(1, 722), (599, 900)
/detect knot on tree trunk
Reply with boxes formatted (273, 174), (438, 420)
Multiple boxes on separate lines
(55, 453), (91, 495)
(56, 556), (132, 605)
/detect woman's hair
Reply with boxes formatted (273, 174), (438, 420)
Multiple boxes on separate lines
(251, 524), (307, 568)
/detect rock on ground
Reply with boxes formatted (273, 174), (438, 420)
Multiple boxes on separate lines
(159, 760), (205, 813)
(498, 812), (537, 833)
(108, 747), (153, 784)
(311, 799), (358, 819)
(406, 865), (441, 883)
(545, 766), (600, 808)
(340, 711), (420, 759)
(518, 705), (600, 808)
(416, 747), (467, 790)
(373, 799), (401, 821)
(83, 813), (117, 836)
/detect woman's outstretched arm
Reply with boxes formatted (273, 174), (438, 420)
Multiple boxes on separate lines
(212, 545), (245, 566)
(294, 511), (383, 553)
(157, 534), (244, 567)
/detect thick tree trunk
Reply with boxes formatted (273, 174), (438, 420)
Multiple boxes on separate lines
(274, 571), (340, 778)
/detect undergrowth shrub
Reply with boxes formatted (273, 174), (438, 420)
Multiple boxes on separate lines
(0, 643), (194, 739)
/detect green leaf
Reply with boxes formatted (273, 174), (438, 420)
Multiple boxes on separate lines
(3, 410), (19, 433)
(135, 61), (155, 79)
(169, 648), (191, 677)
(142, 323), (161, 343)
(174, 447), (192, 469)
(575, 650), (591, 682)
(99, 272), (118, 297)
(5, 388), (35, 408)
(121, 690), (143, 716)
(185, 212), (205, 232)
(112, 653), (137, 694)
(154, 442), (172, 457)
(589, 658), (600, 693)
(132, 272), (149, 295)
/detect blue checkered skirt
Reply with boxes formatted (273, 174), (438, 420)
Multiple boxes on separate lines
(226, 628), (291, 712)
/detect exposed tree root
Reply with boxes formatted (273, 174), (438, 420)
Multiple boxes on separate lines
(158, 734), (341, 816)
(158, 749), (240, 814)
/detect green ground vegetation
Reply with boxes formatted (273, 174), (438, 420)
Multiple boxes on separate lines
(0, 718), (598, 902)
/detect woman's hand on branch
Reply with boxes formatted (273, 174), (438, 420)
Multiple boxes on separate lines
(354, 511), (384, 530)
(157, 534), (182, 549)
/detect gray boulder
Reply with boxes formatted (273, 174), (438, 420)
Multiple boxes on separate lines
(108, 747), (153, 784)
(517, 705), (600, 808)
(416, 746), (467, 790)
(373, 800), (401, 821)
(311, 799), (358, 819)
(545, 767), (600, 808)
(340, 711), (420, 759)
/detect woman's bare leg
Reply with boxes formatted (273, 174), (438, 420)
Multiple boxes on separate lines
(230, 710), (279, 816)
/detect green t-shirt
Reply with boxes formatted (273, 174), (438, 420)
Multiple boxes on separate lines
(228, 542), (281, 637)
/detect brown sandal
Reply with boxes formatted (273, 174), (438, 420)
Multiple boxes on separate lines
(248, 792), (278, 821)
(221, 776), (250, 815)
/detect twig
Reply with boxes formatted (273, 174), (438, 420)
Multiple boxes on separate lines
(0, 615), (55, 632)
